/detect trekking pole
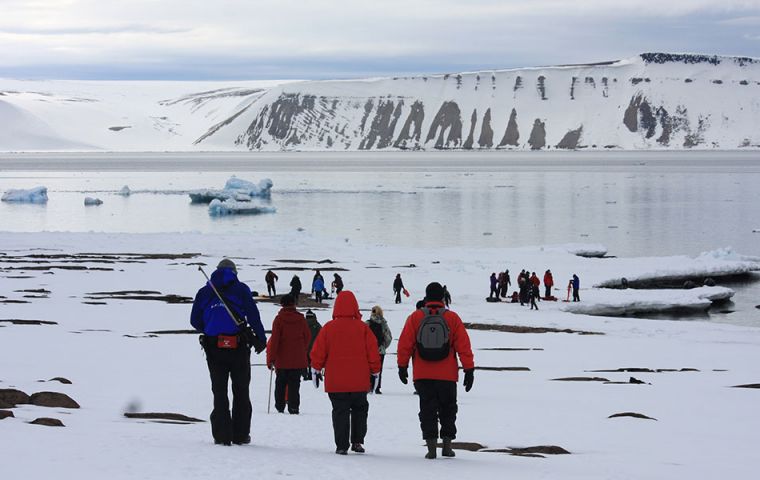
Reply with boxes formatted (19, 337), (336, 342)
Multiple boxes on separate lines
(267, 368), (273, 414)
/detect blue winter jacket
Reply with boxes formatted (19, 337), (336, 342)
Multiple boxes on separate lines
(572, 275), (580, 289)
(312, 277), (325, 293)
(190, 268), (266, 340)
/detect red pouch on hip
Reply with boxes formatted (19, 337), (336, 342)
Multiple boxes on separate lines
(217, 335), (238, 349)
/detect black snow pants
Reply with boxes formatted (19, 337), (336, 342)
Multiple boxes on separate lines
(267, 282), (276, 297)
(275, 368), (303, 414)
(414, 379), (458, 440)
(328, 392), (369, 450)
(205, 341), (252, 444)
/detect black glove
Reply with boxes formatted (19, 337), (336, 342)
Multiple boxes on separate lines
(463, 368), (474, 392)
(302, 369), (310, 381)
(398, 366), (408, 384)
(312, 369), (322, 389)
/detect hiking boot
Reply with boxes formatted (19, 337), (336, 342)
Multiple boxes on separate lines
(233, 435), (251, 445)
(288, 409), (299, 415)
(214, 439), (232, 446)
(374, 388), (382, 394)
(351, 443), (365, 453)
(425, 438), (437, 459)
(335, 448), (348, 455)
(442, 437), (456, 457)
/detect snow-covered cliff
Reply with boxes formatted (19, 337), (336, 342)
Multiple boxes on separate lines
(2, 53), (760, 152)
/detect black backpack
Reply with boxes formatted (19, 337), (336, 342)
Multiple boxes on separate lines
(369, 320), (385, 349)
(416, 307), (450, 361)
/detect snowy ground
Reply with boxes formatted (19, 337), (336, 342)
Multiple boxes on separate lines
(2, 231), (760, 480)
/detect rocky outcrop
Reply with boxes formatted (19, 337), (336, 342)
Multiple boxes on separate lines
(498, 108), (520, 147)
(0, 410), (14, 419)
(0, 388), (30, 406)
(426, 102), (463, 149)
(528, 119), (546, 150)
(557, 126), (583, 149)
(30, 417), (65, 427)
(30, 392), (80, 409)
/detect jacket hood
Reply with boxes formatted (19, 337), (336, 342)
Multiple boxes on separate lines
(332, 290), (361, 321)
(278, 306), (305, 323)
(210, 267), (238, 288)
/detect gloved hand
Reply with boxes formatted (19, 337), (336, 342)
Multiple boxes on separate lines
(302, 369), (310, 381)
(463, 368), (474, 392)
(398, 366), (408, 385)
(312, 369), (323, 389)
(267, 363), (274, 371)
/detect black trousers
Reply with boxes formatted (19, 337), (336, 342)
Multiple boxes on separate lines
(414, 379), (458, 440)
(394, 290), (401, 303)
(489, 286), (498, 298)
(370, 354), (385, 391)
(328, 392), (369, 450)
(573, 287), (580, 302)
(267, 283), (276, 296)
(315, 290), (323, 303)
(545, 285), (552, 298)
(205, 343), (251, 444)
(275, 368), (303, 413)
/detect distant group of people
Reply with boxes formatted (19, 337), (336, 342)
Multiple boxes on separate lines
(191, 259), (474, 459)
(265, 269), (344, 305)
(489, 268), (580, 309)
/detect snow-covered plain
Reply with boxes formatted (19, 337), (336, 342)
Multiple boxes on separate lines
(2, 231), (759, 480)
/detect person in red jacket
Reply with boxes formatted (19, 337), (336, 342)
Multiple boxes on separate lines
(543, 269), (554, 298)
(310, 290), (381, 455)
(397, 282), (475, 460)
(266, 294), (311, 414)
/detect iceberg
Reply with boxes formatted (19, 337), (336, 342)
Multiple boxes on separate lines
(116, 185), (131, 196)
(208, 199), (276, 216)
(542, 243), (608, 258)
(189, 176), (273, 204)
(1, 186), (48, 203)
(84, 197), (103, 206)
(562, 286), (735, 317)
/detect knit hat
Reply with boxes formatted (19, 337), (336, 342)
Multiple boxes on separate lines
(280, 294), (295, 307)
(425, 282), (445, 302)
(217, 258), (237, 273)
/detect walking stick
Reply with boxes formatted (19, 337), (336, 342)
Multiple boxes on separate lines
(267, 368), (273, 414)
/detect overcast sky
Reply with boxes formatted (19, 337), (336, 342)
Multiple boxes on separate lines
(3, 0), (760, 80)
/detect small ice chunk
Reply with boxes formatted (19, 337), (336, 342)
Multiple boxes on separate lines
(1, 186), (48, 203)
(208, 199), (276, 216)
(223, 176), (273, 197)
(116, 185), (131, 196)
(84, 197), (103, 206)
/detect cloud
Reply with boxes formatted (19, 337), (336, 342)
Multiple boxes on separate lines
(1, 0), (760, 79)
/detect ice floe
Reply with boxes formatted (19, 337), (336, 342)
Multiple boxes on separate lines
(84, 197), (103, 206)
(116, 185), (131, 196)
(189, 176), (273, 204)
(541, 243), (608, 258)
(1, 186), (48, 203)
(208, 198), (276, 216)
(562, 286), (735, 316)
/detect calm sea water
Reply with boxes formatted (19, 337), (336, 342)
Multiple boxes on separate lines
(1, 151), (759, 325)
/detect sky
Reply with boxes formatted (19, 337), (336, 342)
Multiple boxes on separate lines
(3, 0), (760, 80)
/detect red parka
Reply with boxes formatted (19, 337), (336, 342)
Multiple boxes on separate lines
(310, 291), (382, 393)
(530, 274), (540, 287)
(397, 301), (475, 382)
(266, 306), (311, 370)
(544, 272), (554, 287)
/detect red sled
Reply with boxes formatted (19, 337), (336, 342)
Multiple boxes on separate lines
(403, 288), (410, 297)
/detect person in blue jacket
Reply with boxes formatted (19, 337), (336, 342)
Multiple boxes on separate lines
(572, 274), (581, 302)
(190, 259), (266, 446)
(313, 274), (325, 303)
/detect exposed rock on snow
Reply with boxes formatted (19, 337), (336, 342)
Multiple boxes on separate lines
(84, 197), (103, 206)
(0, 410), (14, 419)
(465, 322), (603, 336)
(0, 388), (30, 406)
(552, 377), (610, 382)
(47, 377), (72, 385)
(124, 412), (204, 423)
(562, 286), (734, 317)
(1, 186), (48, 203)
(608, 412), (657, 420)
(0, 319), (58, 326)
(732, 383), (760, 389)
(29, 417), (64, 427)
(29, 392), (80, 409)
(208, 199), (276, 216)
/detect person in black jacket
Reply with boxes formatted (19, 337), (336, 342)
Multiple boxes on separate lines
(290, 275), (302, 302)
(332, 273), (344, 294)
(265, 270), (278, 297)
(393, 273), (404, 304)
(190, 259), (266, 446)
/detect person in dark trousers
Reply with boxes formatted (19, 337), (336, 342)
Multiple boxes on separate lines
(313, 275), (325, 304)
(290, 275), (302, 302)
(530, 272), (541, 302)
(332, 273), (344, 294)
(267, 294), (311, 414)
(543, 270), (554, 298)
(489, 272), (498, 299)
(572, 274), (581, 302)
(443, 285), (452, 307)
(393, 273), (404, 304)
(529, 283), (539, 310)
(499, 270), (511, 298)
(190, 259), (266, 446)
(304, 309), (322, 380)
(397, 282), (475, 459)
(367, 305), (393, 394)
(310, 291), (381, 455)
(265, 270), (278, 297)
(517, 269), (526, 305)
